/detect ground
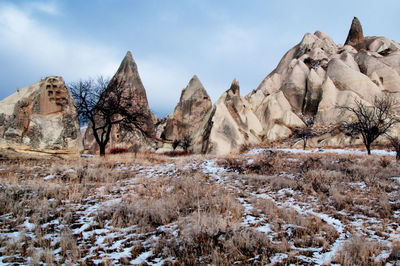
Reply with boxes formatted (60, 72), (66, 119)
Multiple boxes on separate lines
(0, 147), (399, 265)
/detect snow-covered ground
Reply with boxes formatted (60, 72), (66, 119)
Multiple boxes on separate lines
(246, 147), (396, 156)
(0, 150), (399, 264)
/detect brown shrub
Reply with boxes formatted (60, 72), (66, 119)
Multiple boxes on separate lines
(156, 213), (275, 264)
(110, 147), (130, 154)
(335, 236), (383, 265)
(389, 240), (400, 260)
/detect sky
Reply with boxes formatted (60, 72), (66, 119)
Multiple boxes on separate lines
(1, 0), (400, 117)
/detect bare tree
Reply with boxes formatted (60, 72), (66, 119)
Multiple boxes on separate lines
(292, 117), (315, 150)
(387, 135), (400, 160)
(338, 95), (399, 155)
(70, 77), (151, 156)
(179, 135), (192, 152)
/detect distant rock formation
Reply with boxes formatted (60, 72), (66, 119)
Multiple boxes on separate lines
(0, 76), (83, 154)
(345, 17), (366, 50)
(162, 75), (212, 142)
(247, 17), (400, 148)
(192, 79), (263, 155)
(84, 51), (156, 153)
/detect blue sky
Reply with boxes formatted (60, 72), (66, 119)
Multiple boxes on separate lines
(1, 0), (399, 117)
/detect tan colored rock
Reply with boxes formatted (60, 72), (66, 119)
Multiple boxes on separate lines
(192, 79), (263, 155)
(315, 77), (370, 125)
(326, 58), (382, 101)
(303, 69), (323, 115)
(247, 17), (400, 148)
(162, 75), (212, 142)
(261, 91), (305, 141)
(84, 51), (156, 153)
(355, 50), (400, 92)
(0, 76), (83, 154)
(314, 31), (338, 55)
(367, 36), (400, 53)
(339, 51), (360, 71)
(281, 59), (310, 112)
(341, 45), (358, 54)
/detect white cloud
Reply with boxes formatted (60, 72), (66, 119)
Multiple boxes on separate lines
(27, 1), (60, 16)
(0, 2), (120, 84)
(137, 58), (192, 116)
(0, 2), (194, 116)
(211, 25), (261, 56)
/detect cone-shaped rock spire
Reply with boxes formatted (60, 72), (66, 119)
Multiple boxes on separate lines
(162, 75), (212, 141)
(84, 51), (155, 153)
(345, 17), (366, 50)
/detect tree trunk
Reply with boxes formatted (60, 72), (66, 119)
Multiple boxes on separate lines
(303, 139), (307, 150)
(366, 144), (371, 155)
(99, 144), (106, 156)
(396, 150), (400, 161)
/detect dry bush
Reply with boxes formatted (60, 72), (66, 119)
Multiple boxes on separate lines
(96, 172), (243, 230)
(389, 240), (400, 261)
(335, 236), (383, 265)
(330, 187), (353, 211)
(110, 147), (130, 154)
(156, 213), (276, 264)
(218, 150), (288, 175)
(253, 198), (338, 249)
(60, 228), (80, 261)
(162, 150), (191, 157)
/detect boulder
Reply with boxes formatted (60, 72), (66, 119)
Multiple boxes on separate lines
(192, 79), (263, 155)
(366, 36), (400, 54)
(84, 51), (156, 154)
(315, 77), (368, 125)
(355, 50), (400, 92)
(281, 59), (310, 112)
(162, 75), (212, 141)
(344, 17), (366, 50)
(380, 51), (400, 75)
(0, 76), (83, 154)
(326, 58), (382, 101)
(261, 91), (305, 141)
(303, 69), (323, 115)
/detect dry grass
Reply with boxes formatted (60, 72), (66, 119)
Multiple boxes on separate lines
(334, 236), (383, 265)
(0, 148), (399, 264)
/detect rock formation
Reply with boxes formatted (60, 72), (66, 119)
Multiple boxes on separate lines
(345, 17), (366, 50)
(162, 75), (212, 142)
(0, 76), (83, 154)
(192, 79), (263, 155)
(84, 51), (156, 153)
(247, 17), (400, 148)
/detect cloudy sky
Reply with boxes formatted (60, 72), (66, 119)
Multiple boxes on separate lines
(1, 0), (399, 117)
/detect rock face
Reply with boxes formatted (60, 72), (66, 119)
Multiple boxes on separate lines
(162, 75), (212, 141)
(84, 51), (155, 153)
(192, 79), (263, 155)
(247, 17), (400, 147)
(345, 17), (366, 50)
(0, 76), (83, 154)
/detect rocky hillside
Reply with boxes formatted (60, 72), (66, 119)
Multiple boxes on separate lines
(246, 17), (400, 148)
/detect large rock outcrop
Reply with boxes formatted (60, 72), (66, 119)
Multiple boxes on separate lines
(84, 51), (156, 153)
(247, 17), (400, 147)
(162, 75), (212, 141)
(0, 76), (83, 154)
(192, 79), (263, 155)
